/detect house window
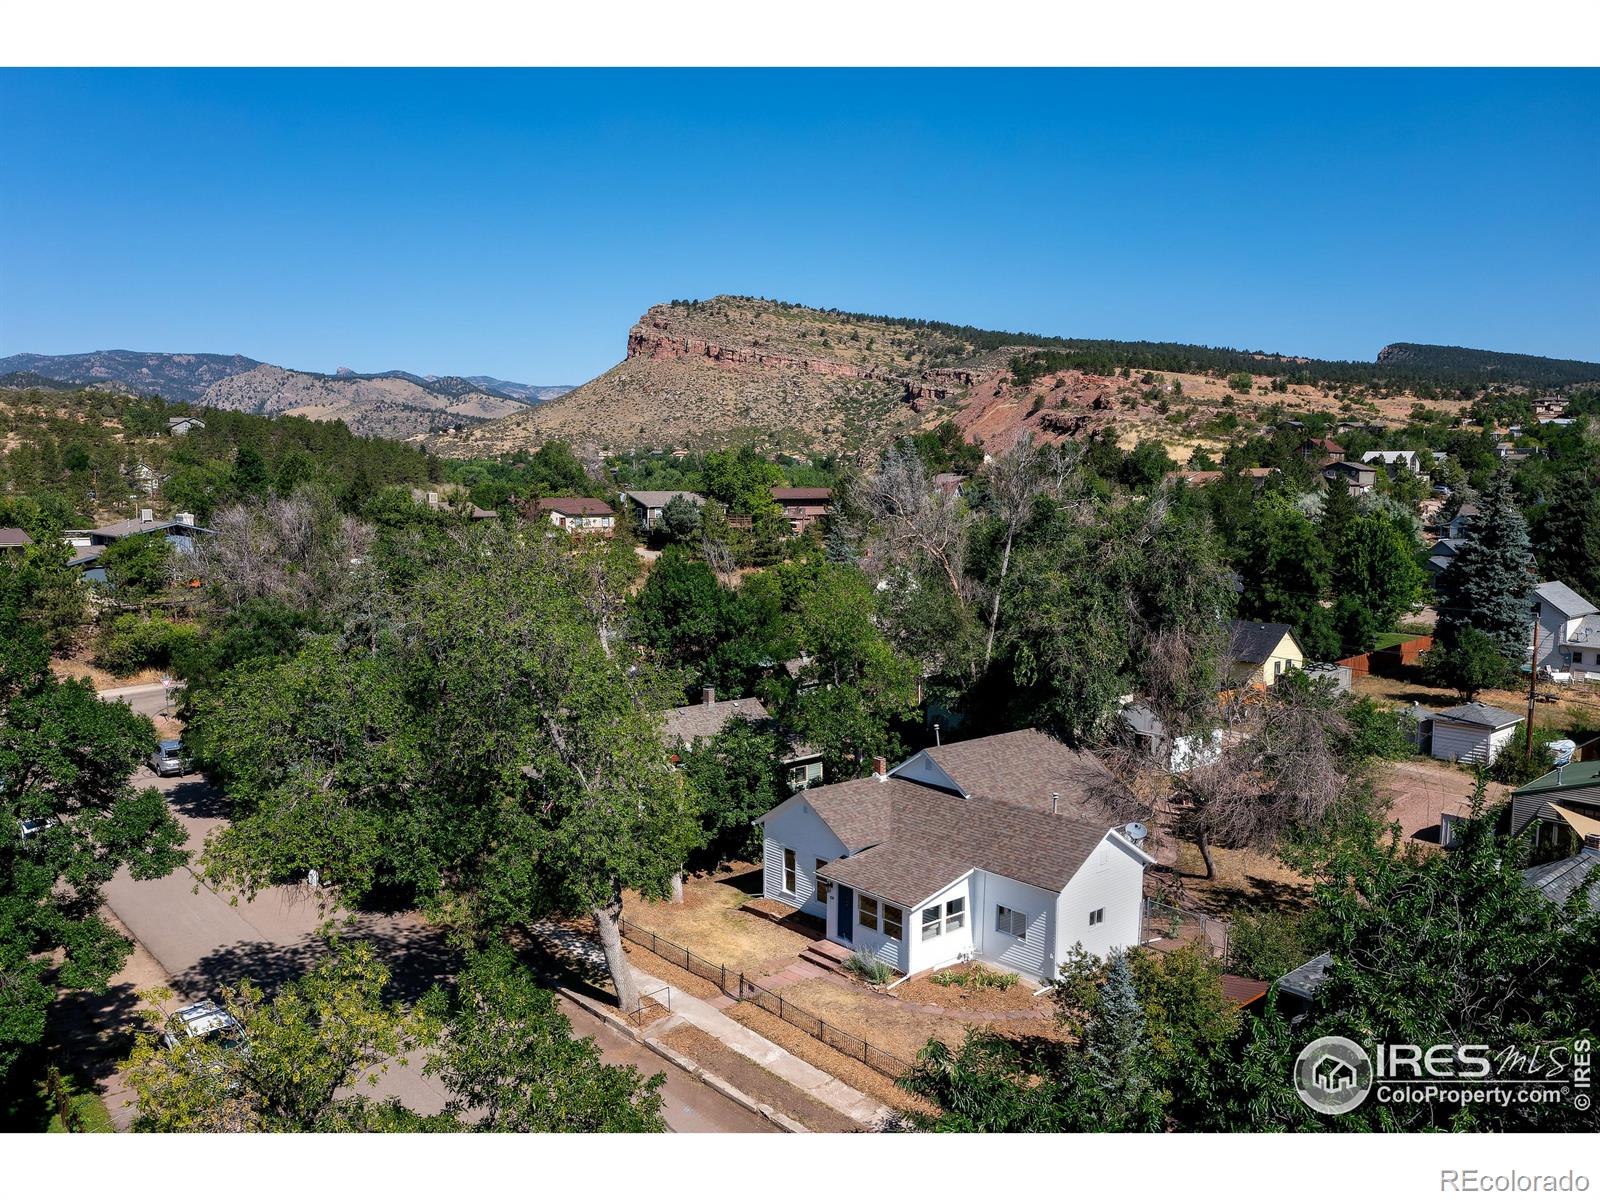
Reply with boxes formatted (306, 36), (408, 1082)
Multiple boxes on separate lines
(1575, 652), (1585, 665)
(996, 904), (1026, 940)
(782, 848), (796, 894)
(1274, 658), (1285, 679)
(1089, 908), (1105, 927)
(858, 894), (878, 931)
(815, 860), (830, 904)
(921, 905), (942, 941)
(883, 904), (903, 941)
(945, 897), (966, 932)
(788, 761), (823, 791)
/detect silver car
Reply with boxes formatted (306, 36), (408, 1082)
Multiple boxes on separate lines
(163, 999), (247, 1052)
(148, 738), (189, 776)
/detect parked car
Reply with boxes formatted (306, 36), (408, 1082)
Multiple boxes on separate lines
(148, 738), (190, 776)
(18, 816), (57, 842)
(163, 999), (247, 1052)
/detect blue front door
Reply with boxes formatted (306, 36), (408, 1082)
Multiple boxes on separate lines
(836, 885), (854, 941)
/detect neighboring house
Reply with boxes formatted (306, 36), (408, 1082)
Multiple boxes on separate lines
(1429, 702), (1523, 767)
(1425, 537), (1468, 577)
(534, 496), (616, 536)
(63, 543), (107, 583)
(166, 415), (205, 436)
(1532, 580), (1600, 679)
(412, 488), (497, 520)
(1166, 469), (1222, 488)
(1445, 503), (1480, 541)
(1520, 838), (1600, 915)
(1228, 621), (1306, 688)
(0, 527), (33, 551)
(1276, 951), (1333, 1017)
(755, 729), (1153, 983)
(1361, 449), (1423, 474)
(932, 473), (967, 497)
(1299, 437), (1345, 465)
(1117, 701), (1222, 773)
(621, 490), (704, 531)
(1509, 760), (1600, 859)
(770, 486), (832, 535)
(84, 509), (209, 555)
(661, 688), (824, 792)
(1321, 460), (1378, 496)
(1240, 466), (1279, 488)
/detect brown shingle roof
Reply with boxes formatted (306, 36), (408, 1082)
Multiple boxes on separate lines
(771, 486), (832, 502)
(0, 527), (34, 548)
(818, 840), (972, 909)
(921, 728), (1116, 813)
(661, 696), (771, 744)
(536, 496), (614, 517)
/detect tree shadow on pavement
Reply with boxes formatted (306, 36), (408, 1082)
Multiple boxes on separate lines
(171, 921), (462, 1006)
(163, 778), (230, 821)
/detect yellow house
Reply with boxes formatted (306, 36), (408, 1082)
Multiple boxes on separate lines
(1228, 621), (1306, 688)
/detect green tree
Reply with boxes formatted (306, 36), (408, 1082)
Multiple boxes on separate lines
(123, 941), (441, 1132)
(98, 532), (172, 598)
(429, 946), (666, 1132)
(1435, 469), (1535, 662)
(659, 494), (703, 544)
(1074, 951), (1164, 1131)
(701, 447), (782, 515)
(1423, 624), (1515, 701)
(0, 617), (186, 1090)
(679, 716), (786, 865)
(232, 446), (271, 499)
(1532, 466), (1600, 601)
(1332, 513), (1425, 654)
(1238, 496), (1338, 660)
(0, 538), (86, 653)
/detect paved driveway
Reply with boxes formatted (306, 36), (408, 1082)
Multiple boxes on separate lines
(101, 766), (770, 1132)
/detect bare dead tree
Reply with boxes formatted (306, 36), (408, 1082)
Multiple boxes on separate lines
(1174, 679), (1351, 879)
(860, 443), (972, 603)
(981, 435), (1045, 668)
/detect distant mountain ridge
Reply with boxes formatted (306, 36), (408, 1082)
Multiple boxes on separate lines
(0, 350), (572, 440)
(429, 295), (1599, 460)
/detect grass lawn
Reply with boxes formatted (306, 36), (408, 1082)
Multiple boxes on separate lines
(772, 974), (989, 1065)
(1, 1059), (117, 1133)
(1371, 632), (1409, 651)
(622, 873), (812, 976)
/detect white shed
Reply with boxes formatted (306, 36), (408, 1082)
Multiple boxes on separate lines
(1430, 702), (1523, 767)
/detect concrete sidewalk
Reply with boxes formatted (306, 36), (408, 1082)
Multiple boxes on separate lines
(628, 963), (891, 1128)
(532, 919), (891, 1128)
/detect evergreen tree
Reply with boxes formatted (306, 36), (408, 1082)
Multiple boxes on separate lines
(1435, 469), (1535, 661)
(1533, 467), (1600, 602)
(232, 446), (270, 499)
(1075, 951), (1163, 1131)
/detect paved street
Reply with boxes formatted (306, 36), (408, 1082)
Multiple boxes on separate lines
(101, 761), (771, 1132)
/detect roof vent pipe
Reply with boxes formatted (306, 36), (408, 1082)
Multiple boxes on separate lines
(1051, 791), (1059, 815)
(933, 722), (941, 746)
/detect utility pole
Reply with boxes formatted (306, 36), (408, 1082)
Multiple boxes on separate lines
(1526, 601), (1541, 759)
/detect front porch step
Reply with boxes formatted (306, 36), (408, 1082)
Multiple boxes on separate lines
(798, 938), (856, 977)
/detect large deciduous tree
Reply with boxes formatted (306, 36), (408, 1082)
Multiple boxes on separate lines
(0, 615), (187, 1090)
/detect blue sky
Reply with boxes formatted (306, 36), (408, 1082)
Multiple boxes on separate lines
(1, 69), (1595, 383)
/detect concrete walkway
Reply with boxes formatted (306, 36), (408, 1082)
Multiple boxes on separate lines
(532, 919), (891, 1128)
(628, 963), (890, 1128)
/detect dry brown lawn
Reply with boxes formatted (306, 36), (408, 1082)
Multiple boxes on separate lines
(1155, 844), (1315, 919)
(771, 975), (981, 1064)
(622, 876), (812, 976)
(1353, 671), (1600, 736)
(659, 1023), (861, 1132)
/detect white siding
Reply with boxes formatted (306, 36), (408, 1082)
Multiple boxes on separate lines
(1431, 719), (1517, 766)
(975, 873), (1055, 980)
(904, 875), (976, 976)
(759, 797), (846, 918)
(842, 892), (910, 973)
(1054, 835), (1147, 964)
(890, 751), (965, 795)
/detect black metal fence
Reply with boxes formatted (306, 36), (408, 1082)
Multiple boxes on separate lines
(619, 919), (911, 1081)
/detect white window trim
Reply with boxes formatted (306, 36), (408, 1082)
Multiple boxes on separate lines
(996, 904), (1026, 941)
(782, 847), (797, 895)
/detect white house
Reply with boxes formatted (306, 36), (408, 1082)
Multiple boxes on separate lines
(1429, 702), (1524, 767)
(1532, 581), (1600, 680)
(166, 415), (205, 436)
(1361, 449), (1423, 474)
(1445, 503), (1480, 541)
(754, 729), (1153, 983)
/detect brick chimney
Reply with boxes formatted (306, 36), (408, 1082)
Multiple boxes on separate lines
(701, 686), (715, 706)
(872, 755), (887, 779)
(1585, 833), (1600, 853)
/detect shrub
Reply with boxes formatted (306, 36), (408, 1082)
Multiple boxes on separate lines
(92, 614), (198, 676)
(844, 953), (894, 985)
(931, 961), (1020, 991)
(1225, 907), (1327, 982)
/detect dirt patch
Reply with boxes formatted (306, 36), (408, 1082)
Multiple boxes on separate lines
(1378, 758), (1509, 847)
(623, 878), (811, 976)
(658, 1023), (861, 1132)
(768, 974), (974, 1065)
(893, 968), (1054, 1017)
(1354, 672), (1600, 739)
(1153, 844), (1315, 918)
(724, 1000), (938, 1121)
(50, 656), (165, 692)
(625, 943), (724, 1002)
